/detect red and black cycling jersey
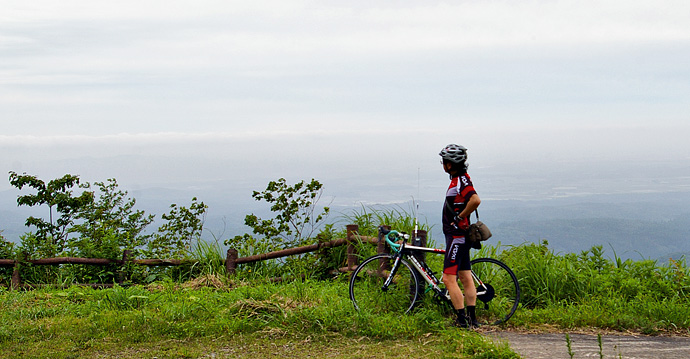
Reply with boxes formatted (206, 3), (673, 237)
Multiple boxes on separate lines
(442, 173), (477, 236)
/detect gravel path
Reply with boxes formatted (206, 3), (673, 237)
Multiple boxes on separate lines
(490, 331), (690, 359)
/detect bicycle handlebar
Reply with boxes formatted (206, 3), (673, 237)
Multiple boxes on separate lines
(378, 226), (409, 251)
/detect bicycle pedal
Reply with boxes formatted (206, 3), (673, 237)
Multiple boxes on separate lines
(435, 289), (450, 301)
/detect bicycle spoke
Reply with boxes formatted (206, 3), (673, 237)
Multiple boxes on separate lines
(349, 254), (419, 314)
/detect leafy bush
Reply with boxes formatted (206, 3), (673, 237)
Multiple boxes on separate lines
(225, 178), (331, 278)
(9, 171), (93, 256)
(70, 179), (154, 258)
(237, 178), (330, 249)
(0, 235), (13, 286)
(145, 197), (207, 259)
(6, 173), (209, 285)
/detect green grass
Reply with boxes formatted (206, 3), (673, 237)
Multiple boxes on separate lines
(0, 279), (518, 359)
(490, 240), (690, 335)
(0, 331), (512, 359)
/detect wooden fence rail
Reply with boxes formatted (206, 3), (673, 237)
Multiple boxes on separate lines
(0, 225), (426, 289)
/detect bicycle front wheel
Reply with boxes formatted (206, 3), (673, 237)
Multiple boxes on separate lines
(470, 257), (520, 325)
(349, 254), (420, 315)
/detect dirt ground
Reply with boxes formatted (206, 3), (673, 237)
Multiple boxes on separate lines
(490, 330), (690, 359)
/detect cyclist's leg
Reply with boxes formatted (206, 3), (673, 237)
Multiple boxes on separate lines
(442, 272), (464, 309)
(458, 268), (479, 327)
(454, 239), (475, 306)
(442, 235), (466, 310)
(443, 271), (470, 328)
(455, 240), (478, 327)
(458, 270), (476, 306)
(443, 234), (473, 327)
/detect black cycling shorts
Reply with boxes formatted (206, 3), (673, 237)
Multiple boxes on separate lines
(443, 234), (471, 275)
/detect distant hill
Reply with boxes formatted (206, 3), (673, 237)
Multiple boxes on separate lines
(462, 192), (690, 262)
(492, 217), (690, 261)
(2, 186), (689, 262)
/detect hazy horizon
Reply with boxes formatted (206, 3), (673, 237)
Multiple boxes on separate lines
(2, 1), (689, 257)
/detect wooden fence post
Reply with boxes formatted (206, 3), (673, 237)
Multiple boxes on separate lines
(226, 248), (238, 276)
(11, 261), (20, 290)
(378, 225), (391, 270)
(118, 250), (131, 284)
(346, 224), (359, 271)
(377, 225), (391, 254)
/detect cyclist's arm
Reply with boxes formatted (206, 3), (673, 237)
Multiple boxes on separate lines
(458, 194), (480, 220)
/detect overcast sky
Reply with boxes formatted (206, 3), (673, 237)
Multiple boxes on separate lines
(2, 1), (689, 205)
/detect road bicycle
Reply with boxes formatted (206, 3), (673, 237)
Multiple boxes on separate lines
(349, 226), (520, 325)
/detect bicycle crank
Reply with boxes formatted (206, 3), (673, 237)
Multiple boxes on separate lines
(477, 283), (495, 309)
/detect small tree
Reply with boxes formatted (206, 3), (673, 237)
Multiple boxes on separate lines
(9, 171), (93, 255)
(242, 178), (331, 249)
(146, 197), (208, 259)
(69, 178), (154, 258)
(224, 178), (331, 278)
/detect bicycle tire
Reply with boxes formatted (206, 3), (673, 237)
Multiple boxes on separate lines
(349, 253), (420, 315)
(470, 257), (520, 325)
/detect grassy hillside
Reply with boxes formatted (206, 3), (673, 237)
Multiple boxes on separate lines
(1, 238), (689, 358)
(0, 279), (518, 359)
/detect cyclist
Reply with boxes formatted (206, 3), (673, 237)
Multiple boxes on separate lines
(439, 144), (481, 328)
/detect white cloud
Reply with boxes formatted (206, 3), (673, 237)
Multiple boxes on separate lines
(5, 1), (690, 68)
(1, 0), (689, 155)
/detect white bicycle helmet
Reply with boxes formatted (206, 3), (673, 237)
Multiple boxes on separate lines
(439, 144), (467, 163)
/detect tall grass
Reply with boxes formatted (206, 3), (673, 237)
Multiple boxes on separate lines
(493, 240), (690, 333)
(187, 234), (227, 278)
(341, 204), (437, 262)
(340, 204), (434, 240)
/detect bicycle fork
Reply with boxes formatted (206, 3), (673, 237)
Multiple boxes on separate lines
(381, 253), (403, 291)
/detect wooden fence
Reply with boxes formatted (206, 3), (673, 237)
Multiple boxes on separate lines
(0, 225), (427, 290)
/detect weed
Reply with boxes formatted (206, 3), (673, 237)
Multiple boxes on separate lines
(565, 333), (574, 358)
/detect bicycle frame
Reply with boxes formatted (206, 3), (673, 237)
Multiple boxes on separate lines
(394, 242), (490, 302)
(399, 244), (445, 294)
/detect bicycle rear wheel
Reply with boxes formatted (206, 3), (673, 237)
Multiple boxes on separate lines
(349, 254), (420, 314)
(470, 257), (520, 325)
